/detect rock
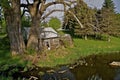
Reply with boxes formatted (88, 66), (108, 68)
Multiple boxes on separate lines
(60, 34), (73, 47)
(109, 61), (120, 67)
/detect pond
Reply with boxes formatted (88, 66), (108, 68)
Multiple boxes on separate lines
(71, 52), (120, 80)
(39, 52), (120, 80)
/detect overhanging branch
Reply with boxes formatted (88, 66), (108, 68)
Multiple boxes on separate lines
(21, 8), (29, 17)
(68, 11), (84, 28)
(26, 0), (30, 4)
(20, 4), (29, 8)
(43, 1), (76, 11)
(42, 9), (64, 20)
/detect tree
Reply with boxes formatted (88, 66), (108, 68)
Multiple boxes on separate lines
(95, 0), (116, 41)
(48, 17), (61, 30)
(63, 0), (96, 39)
(114, 14), (120, 37)
(21, 0), (76, 51)
(21, 15), (31, 27)
(1, 0), (25, 55)
(1, 0), (76, 55)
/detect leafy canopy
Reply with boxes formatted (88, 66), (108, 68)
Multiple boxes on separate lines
(48, 17), (61, 30)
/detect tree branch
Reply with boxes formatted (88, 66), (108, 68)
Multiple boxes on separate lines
(38, 0), (76, 18)
(68, 10), (84, 28)
(21, 8), (29, 17)
(26, 0), (30, 4)
(20, 4), (29, 8)
(42, 9), (64, 20)
(43, 1), (76, 11)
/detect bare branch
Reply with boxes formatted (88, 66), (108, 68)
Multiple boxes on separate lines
(87, 23), (101, 31)
(43, 1), (75, 11)
(42, 9), (64, 20)
(68, 10), (84, 28)
(20, 4), (29, 8)
(39, 0), (45, 15)
(26, 0), (30, 4)
(39, 0), (76, 17)
(21, 8), (29, 17)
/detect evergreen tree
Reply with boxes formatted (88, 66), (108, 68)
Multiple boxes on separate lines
(64, 0), (96, 39)
(100, 0), (116, 35)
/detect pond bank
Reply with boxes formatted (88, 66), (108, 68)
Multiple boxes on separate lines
(0, 52), (120, 80)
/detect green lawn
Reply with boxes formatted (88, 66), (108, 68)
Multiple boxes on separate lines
(37, 36), (120, 67)
(73, 36), (120, 56)
(0, 36), (120, 68)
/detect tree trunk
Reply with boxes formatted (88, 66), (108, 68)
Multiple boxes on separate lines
(27, 16), (42, 52)
(85, 35), (88, 40)
(3, 0), (25, 55)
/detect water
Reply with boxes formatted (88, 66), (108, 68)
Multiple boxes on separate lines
(71, 53), (120, 80)
(40, 52), (120, 80)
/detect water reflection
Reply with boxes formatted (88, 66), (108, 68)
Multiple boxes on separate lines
(114, 69), (120, 80)
(88, 74), (102, 80)
(71, 53), (120, 80)
(42, 66), (75, 80)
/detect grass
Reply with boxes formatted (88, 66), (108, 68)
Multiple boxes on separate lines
(0, 37), (30, 78)
(1, 36), (120, 68)
(37, 36), (120, 67)
(0, 50), (28, 70)
(72, 36), (120, 56)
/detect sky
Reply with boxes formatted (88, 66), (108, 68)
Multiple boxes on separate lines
(84, 0), (120, 13)
(113, 0), (120, 13)
(46, 0), (120, 22)
(84, 0), (104, 9)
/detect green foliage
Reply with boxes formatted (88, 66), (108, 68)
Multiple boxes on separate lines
(41, 21), (49, 27)
(0, 75), (13, 80)
(26, 48), (36, 55)
(103, 0), (115, 11)
(21, 16), (31, 27)
(0, 19), (6, 33)
(0, 75), (29, 80)
(0, 9), (6, 34)
(0, 0), (10, 9)
(0, 36), (10, 49)
(63, 0), (120, 40)
(0, 52), (31, 79)
(97, 0), (118, 36)
(48, 17), (61, 30)
(64, 0), (96, 37)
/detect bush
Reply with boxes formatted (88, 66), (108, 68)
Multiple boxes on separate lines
(0, 36), (10, 50)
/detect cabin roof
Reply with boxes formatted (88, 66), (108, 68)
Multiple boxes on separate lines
(41, 27), (59, 39)
(23, 27), (59, 39)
